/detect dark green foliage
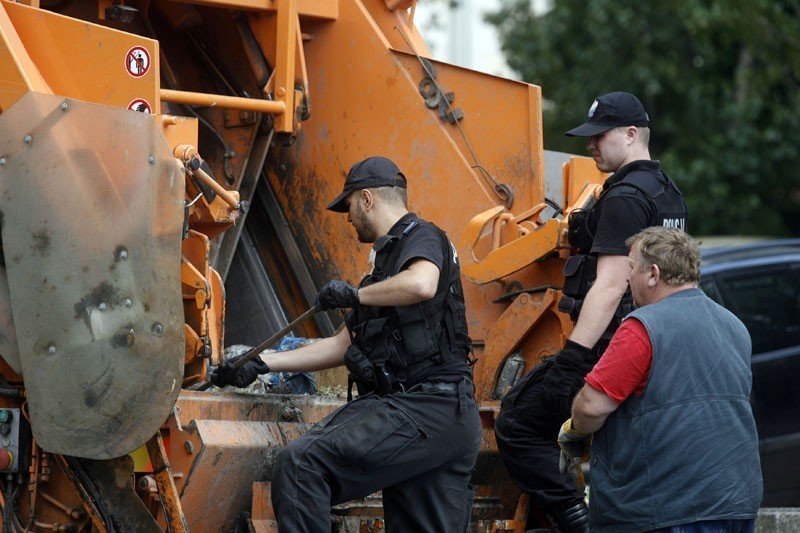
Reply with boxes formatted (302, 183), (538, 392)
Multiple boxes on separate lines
(486, 0), (800, 236)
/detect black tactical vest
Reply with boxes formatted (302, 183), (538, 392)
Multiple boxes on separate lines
(345, 216), (471, 391)
(559, 162), (688, 338)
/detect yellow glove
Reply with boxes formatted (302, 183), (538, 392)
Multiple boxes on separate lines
(557, 418), (591, 475)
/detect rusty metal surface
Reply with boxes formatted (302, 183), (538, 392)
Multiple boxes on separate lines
(172, 419), (310, 532)
(146, 432), (189, 532)
(0, 93), (185, 458)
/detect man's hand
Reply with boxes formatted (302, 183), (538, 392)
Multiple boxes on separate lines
(315, 280), (360, 310)
(210, 354), (270, 388)
(558, 418), (591, 475)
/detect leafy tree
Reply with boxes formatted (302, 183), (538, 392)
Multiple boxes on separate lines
(487, 0), (800, 236)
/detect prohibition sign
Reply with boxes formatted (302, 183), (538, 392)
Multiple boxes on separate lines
(127, 98), (152, 113)
(125, 46), (151, 78)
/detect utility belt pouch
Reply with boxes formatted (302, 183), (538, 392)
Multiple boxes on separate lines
(344, 344), (377, 395)
(561, 254), (597, 298)
(395, 305), (436, 359)
(567, 209), (593, 252)
(559, 254), (597, 321)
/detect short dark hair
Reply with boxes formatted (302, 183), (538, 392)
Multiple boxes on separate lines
(369, 183), (407, 207)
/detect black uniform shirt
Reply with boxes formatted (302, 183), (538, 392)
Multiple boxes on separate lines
(590, 160), (687, 256)
(385, 214), (472, 385)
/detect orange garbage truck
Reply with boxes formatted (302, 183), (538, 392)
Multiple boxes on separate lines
(0, 0), (605, 530)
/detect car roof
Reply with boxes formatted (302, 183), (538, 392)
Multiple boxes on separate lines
(700, 238), (800, 272)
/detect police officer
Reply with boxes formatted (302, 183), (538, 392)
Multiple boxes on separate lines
(211, 156), (482, 532)
(494, 92), (688, 532)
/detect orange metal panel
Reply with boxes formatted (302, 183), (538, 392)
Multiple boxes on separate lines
(0, 1), (50, 111)
(145, 432), (189, 532)
(251, 481), (279, 532)
(273, 0), (297, 133)
(169, 419), (298, 531)
(3, 0), (159, 111)
(473, 290), (563, 402)
(265, 0), (546, 352)
(166, 0), (338, 19)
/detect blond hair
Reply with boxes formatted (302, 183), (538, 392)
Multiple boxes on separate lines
(626, 227), (700, 285)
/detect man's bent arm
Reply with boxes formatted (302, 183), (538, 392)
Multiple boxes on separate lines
(358, 258), (440, 307)
(569, 254), (630, 348)
(571, 383), (620, 434)
(263, 327), (351, 373)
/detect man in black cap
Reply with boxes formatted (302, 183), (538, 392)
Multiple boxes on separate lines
(494, 92), (688, 532)
(211, 156), (481, 532)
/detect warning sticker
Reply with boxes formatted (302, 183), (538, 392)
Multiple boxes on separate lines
(125, 46), (151, 78)
(127, 98), (152, 113)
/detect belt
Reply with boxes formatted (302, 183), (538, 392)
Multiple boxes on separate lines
(418, 381), (459, 392)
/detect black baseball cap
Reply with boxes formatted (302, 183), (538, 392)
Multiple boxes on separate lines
(565, 91), (649, 137)
(326, 156), (407, 212)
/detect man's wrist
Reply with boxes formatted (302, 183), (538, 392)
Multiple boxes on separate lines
(569, 418), (589, 436)
(565, 339), (591, 355)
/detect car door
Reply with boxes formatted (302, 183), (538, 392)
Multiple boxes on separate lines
(701, 262), (800, 505)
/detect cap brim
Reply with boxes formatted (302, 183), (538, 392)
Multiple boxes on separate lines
(326, 190), (351, 212)
(565, 122), (616, 137)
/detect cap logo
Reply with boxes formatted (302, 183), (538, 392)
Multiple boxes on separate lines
(588, 99), (599, 118)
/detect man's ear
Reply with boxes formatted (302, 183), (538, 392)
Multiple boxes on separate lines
(626, 126), (638, 146)
(360, 189), (373, 209)
(648, 264), (660, 286)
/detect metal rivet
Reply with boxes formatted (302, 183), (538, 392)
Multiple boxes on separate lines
(47, 344), (56, 355)
(124, 298), (132, 307)
(60, 102), (69, 111)
(98, 302), (107, 311)
(118, 249), (128, 260)
(148, 155), (155, 165)
(184, 441), (194, 454)
(151, 322), (164, 335)
(23, 135), (32, 144)
(0, 158), (6, 167)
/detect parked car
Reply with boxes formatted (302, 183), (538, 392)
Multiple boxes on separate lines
(699, 239), (800, 507)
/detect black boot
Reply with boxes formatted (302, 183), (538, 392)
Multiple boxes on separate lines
(552, 501), (590, 533)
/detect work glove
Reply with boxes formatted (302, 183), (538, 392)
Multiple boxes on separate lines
(315, 280), (360, 310)
(210, 354), (270, 388)
(558, 418), (592, 476)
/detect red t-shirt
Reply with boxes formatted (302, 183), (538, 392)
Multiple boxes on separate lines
(585, 318), (653, 402)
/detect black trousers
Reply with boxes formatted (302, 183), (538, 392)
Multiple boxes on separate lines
(494, 356), (590, 514)
(271, 379), (482, 532)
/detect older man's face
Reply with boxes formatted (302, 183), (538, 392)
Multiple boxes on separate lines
(626, 244), (651, 308)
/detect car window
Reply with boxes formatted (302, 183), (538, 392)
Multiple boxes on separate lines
(712, 265), (800, 354)
(699, 279), (723, 305)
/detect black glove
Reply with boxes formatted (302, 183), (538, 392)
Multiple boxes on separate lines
(539, 340), (593, 414)
(315, 280), (360, 310)
(554, 340), (594, 375)
(210, 354), (270, 388)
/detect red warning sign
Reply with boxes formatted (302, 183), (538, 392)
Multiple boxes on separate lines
(127, 98), (152, 114)
(125, 46), (151, 78)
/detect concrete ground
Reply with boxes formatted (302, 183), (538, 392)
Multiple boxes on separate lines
(757, 508), (800, 532)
